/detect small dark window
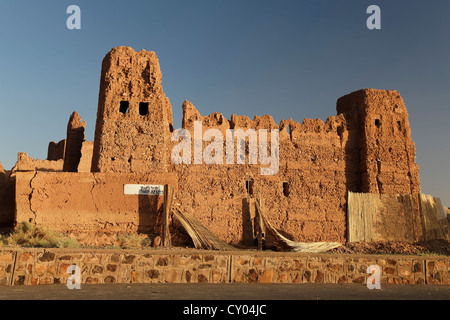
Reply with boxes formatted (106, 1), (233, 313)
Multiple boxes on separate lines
(245, 179), (254, 195)
(120, 101), (129, 114)
(397, 121), (402, 130)
(139, 102), (149, 116)
(375, 119), (381, 127)
(283, 182), (290, 197)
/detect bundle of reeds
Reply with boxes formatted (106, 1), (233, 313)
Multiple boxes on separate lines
(173, 209), (236, 251)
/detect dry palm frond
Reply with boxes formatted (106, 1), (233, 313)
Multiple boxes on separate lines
(173, 209), (236, 251)
(255, 199), (342, 253)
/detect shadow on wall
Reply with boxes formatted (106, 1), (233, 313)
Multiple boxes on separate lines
(341, 104), (363, 227)
(0, 178), (15, 229)
(137, 192), (195, 247)
(138, 194), (162, 236)
(242, 198), (254, 246)
(241, 197), (296, 249)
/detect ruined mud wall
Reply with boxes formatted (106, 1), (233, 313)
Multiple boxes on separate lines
(77, 141), (93, 172)
(12, 153), (63, 173)
(63, 111), (86, 172)
(47, 139), (66, 161)
(85, 48), (421, 244)
(48, 114), (93, 173)
(9, 47), (421, 246)
(15, 172), (177, 234)
(172, 89), (420, 245)
(91, 47), (173, 174)
(0, 151), (66, 227)
(173, 103), (354, 244)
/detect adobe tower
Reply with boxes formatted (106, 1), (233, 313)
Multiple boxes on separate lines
(91, 46), (173, 173)
(337, 89), (420, 195)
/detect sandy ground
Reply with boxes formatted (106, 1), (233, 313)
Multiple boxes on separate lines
(330, 239), (449, 255)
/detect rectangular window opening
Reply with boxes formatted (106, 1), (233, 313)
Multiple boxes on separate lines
(245, 179), (254, 195)
(139, 102), (149, 116)
(283, 182), (290, 197)
(120, 101), (129, 114)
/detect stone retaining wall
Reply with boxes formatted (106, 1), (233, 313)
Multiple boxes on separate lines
(0, 248), (448, 286)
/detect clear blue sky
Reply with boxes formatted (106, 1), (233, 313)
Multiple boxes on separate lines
(0, 1), (449, 206)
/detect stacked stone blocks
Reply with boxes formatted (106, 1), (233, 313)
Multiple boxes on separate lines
(0, 248), (447, 286)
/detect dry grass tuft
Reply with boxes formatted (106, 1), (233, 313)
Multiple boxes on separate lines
(0, 221), (80, 248)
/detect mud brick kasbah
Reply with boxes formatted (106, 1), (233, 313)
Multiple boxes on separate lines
(0, 46), (423, 246)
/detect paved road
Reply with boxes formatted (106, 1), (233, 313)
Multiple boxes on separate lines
(0, 283), (448, 300)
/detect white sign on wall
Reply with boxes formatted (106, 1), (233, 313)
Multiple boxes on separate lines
(123, 184), (164, 195)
